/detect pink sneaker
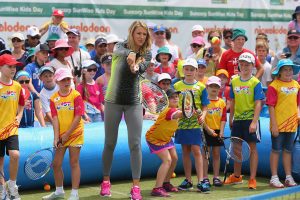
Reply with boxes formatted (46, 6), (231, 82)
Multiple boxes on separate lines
(100, 181), (111, 197)
(151, 187), (170, 197)
(130, 186), (142, 200)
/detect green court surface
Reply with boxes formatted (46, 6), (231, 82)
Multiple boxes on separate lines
(20, 175), (279, 200)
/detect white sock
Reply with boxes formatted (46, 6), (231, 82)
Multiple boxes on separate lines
(286, 175), (292, 180)
(71, 189), (78, 196)
(8, 180), (16, 187)
(271, 175), (278, 180)
(55, 186), (64, 195)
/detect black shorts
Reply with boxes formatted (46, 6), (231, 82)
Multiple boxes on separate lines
(203, 129), (224, 146)
(0, 135), (19, 157)
(231, 120), (261, 143)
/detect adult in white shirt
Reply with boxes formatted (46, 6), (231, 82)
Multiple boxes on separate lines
(65, 28), (91, 78)
(151, 25), (178, 62)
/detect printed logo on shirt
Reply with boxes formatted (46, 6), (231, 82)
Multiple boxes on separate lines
(0, 91), (17, 100)
(234, 86), (250, 95)
(56, 101), (74, 110)
(207, 107), (221, 115)
(280, 87), (298, 95)
(54, 97), (60, 102)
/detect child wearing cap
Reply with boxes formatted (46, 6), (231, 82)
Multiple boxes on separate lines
(266, 59), (300, 188)
(24, 43), (51, 94)
(157, 73), (172, 92)
(288, 6), (300, 32)
(15, 70), (46, 128)
(39, 66), (59, 125)
(76, 60), (104, 122)
(146, 88), (182, 197)
(226, 52), (264, 189)
(174, 58), (210, 192)
(43, 68), (84, 200)
(0, 54), (25, 200)
(144, 58), (159, 84)
(154, 46), (176, 78)
(196, 59), (208, 85)
(202, 76), (226, 187)
(216, 69), (231, 111)
(96, 53), (113, 96)
(40, 9), (69, 39)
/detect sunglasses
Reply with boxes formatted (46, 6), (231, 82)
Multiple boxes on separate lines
(155, 31), (165, 35)
(56, 47), (69, 51)
(288, 36), (299, 40)
(87, 68), (97, 72)
(12, 38), (22, 43)
(98, 44), (107, 48)
(224, 35), (232, 39)
(30, 36), (40, 40)
(190, 44), (203, 48)
(19, 80), (30, 84)
(209, 36), (221, 41)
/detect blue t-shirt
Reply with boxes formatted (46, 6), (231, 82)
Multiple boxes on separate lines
(25, 62), (44, 93)
(20, 92), (39, 128)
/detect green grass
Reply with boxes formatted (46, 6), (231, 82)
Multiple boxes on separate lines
(20, 174), (278, 200)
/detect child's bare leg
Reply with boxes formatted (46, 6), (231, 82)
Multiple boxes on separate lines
(69, 147), (81, 189)
(270, 151), (279, 176)
(212, 146), (221, 177)
(164, 148), (178, 182)
(191, 145), (203, 182)
(0, 157), (4, 185)
(155, 150), (171, 188)
(53, 147), (67, 187)
(249, 142), (258, 179)
(182, 145), (192, 181)
(8, 150), (19, 181)
(282, 150), (292, 176)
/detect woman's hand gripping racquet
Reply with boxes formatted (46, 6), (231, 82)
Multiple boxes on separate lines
(220, 136), (250, 183)
(24, 139), (62, 180)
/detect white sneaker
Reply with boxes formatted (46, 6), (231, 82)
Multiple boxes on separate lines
(270, 177), (284, 188)
(42, 192), (65, 200)
(285, 176), (297, 187)
(5, 181), (20, 200)
(0, 185), (9, 200)
(67, 194), (79, 200)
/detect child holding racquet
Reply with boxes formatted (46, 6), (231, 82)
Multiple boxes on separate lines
(202, 76), (226, 187)
(76, 60), (104, 122)
(146, 88), (182, 197)
(174, 58), (210, 192)
(0, 54), (24, 200)
(226, 52), (264, 189)
(43, 68), (84, 200)
(266, 59), (300, 188)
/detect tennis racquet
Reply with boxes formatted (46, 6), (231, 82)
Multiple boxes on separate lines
(189, 90), (210, 162)
(138, 74), (169, 115)
(220, 136), (250, 183)
(181, 90), (194, 118)
(24, 139), (62, 180)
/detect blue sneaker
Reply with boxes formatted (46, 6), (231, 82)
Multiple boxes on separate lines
(178, 179), (193, 190)
(197, 181), (210, 193)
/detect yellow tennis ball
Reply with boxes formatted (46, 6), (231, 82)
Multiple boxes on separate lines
(211, 36), (220, 44)
(44, 184), (51, 191)
(171, 172), (176, 178)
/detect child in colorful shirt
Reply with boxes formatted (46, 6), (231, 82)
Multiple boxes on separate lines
(154, 46), (176, 78)
(202, 76), (226, 187)
(146, 89), (182, 197)
(77, 60), (104, 122)
(0, 54), (25, 200)
(174, 58), (210, 192)
(266, 59), (300, 188)
(226, 52), (265, 189)
(43, 68), (84, 200)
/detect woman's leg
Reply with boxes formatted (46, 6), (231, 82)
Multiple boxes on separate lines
(124, 104), (143, 185)
(102, 102), (123, 181)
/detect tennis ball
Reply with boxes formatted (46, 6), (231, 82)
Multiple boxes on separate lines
(171, 172), (176, 178)
(211, 36), (220, 44)
(44, 184), (51, 191)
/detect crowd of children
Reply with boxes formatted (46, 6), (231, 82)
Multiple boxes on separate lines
(0, 6), (299, 200)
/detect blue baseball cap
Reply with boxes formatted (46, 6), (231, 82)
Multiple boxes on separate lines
(153, 25), (166, 33)
(197, 59), (207, 67)
(15, 70), (30, 80)
(272, 59), (299, 76)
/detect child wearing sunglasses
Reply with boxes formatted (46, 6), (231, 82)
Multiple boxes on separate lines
(15, 70), (46, 128)
(76, 60), (104, 122)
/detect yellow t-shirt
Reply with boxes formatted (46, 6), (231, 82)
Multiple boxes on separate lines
(50, 89), (84, 146)
(205, 98), (227, 130)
